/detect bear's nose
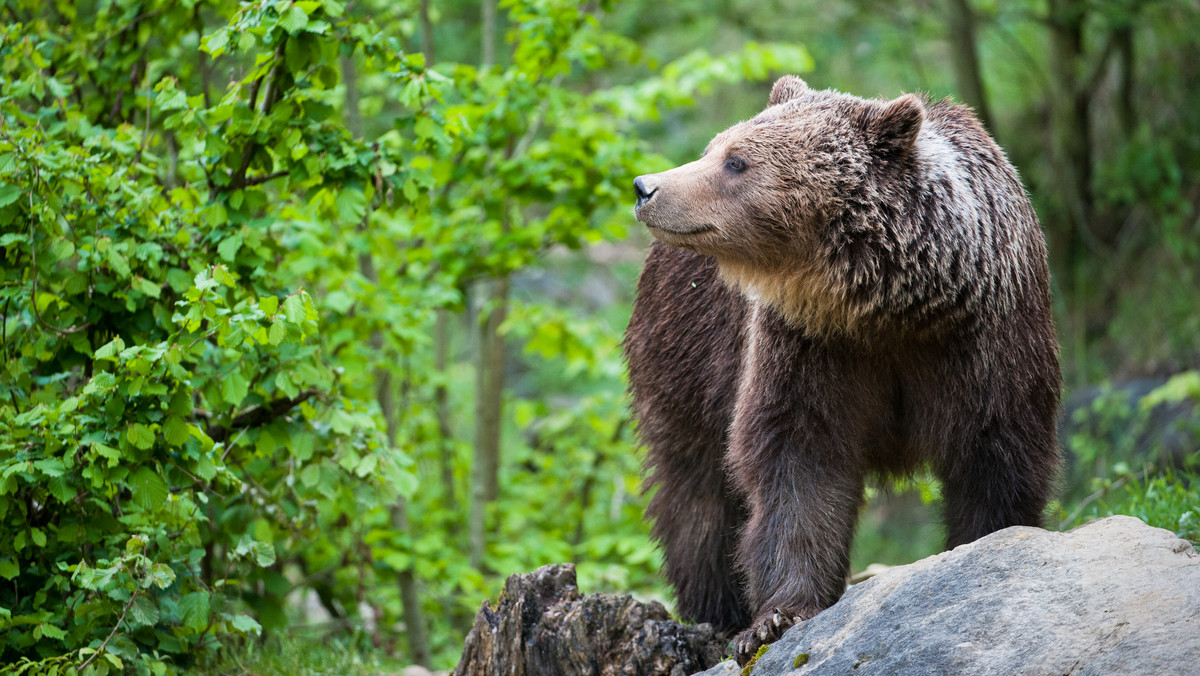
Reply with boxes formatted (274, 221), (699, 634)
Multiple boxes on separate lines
(634, 176), (658, 208)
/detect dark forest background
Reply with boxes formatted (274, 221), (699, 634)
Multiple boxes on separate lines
(1, 0), (1197, 672)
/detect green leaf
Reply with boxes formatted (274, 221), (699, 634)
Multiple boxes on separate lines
(33, 457), (65, 477)
(127, 423), (156, 450)
(279, 5), (309, 34)
(230, 613), (262, 635)
(213, 265), (236, 287)
(163, 416), (189, 447)
(31, 527), (46, 547)
(37, 622), (66, 640)
(92, 442), (122, 466)
(144, 563), (176, 590)
(0, 558), (18, 580)
(204, 28), (229, 56)
(179, 592), (210, 631)
(133, 276), (162, 298)
(218, 233), (243, 262)
(95, 336), (126, 360)
(129, 466), (169, 510)
(158, 88), (188, 111)
(129, 595), (161, 626)
(47, 476), (77, 503)
(251, 540), (276, 567)
(259, 295), (279, 316)
(222, 371), (249, 407)
(268, 320), (287, 346)
(283, 293), (306, 324)
(0, 184), (21, 207)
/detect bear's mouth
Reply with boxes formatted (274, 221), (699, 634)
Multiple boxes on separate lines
(645, 223), (714, 236)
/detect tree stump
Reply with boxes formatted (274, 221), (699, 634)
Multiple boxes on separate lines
(453, 563), (727, 676)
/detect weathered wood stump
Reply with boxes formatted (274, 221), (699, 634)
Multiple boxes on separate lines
(453, 563), (727, 676)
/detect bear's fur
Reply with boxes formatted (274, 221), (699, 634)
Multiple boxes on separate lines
(623, 76), (1061, 664)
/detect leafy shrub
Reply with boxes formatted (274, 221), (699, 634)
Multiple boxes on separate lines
(1, 0), (813, 671)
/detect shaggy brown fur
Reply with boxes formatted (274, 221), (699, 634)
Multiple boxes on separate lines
(623, 76), (1061, 665)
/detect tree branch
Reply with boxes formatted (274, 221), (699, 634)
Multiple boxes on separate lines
(77, 589), (138, 671)
(207, 389), (319, 443)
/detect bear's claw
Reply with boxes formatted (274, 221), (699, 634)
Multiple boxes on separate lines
(733, 609), (805, 665)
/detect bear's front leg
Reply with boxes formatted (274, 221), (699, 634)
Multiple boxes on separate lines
(725, 311), (867, 665)
(727, 462), (862, 664)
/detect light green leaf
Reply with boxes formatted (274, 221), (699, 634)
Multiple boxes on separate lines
(279, 5), (309, 34)
(213, 265), (236, 287)
(33, 457), (65, 477)
(0, 184), (21, 207)
(259, 295), (279, 316)
(38, 623), (66, 640)
(129, 595), (160, 626)
(268, 320), (287, 346)
(204, 28), (229, 56)
(222, 371), (249, 407)
(230, 613), (262, 635)
(144, 563), (175, 589)
(129, 466), (168, 510)
(127, 423), (156, 450)
(47, 476), (76, 503)
(217, 233), (242, 262)
(158, 88), (188, 111)
(95, 336), (126, 360)
(163, 416), (189, 447)
(0, 558), (18, 580)
(179, 592), (210, 631)
(283, 294), (306, 324)
(251, 540), (276, 567)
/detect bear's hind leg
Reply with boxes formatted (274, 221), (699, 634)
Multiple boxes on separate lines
(646, 462), (750, 633)
(938, 419), (1058, 549)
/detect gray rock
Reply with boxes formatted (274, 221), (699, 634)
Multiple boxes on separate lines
(695, 516), (1200, 675)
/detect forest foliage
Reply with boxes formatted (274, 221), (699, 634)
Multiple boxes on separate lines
(0, 0), (1197, 673)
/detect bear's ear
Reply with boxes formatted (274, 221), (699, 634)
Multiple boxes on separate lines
(859, 94), (924, 156)
(769, 75), (809, 106)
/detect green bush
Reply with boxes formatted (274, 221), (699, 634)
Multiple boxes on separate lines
(0, 0), (812, 671)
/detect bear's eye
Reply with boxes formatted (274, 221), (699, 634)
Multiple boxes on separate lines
(724, 156), (748, 173)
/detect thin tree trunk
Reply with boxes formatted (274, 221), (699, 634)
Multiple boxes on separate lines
(469, 276), (508, 569)
(418, 0), (454, 516)
(1114, 25), (1134, 136)
(1046, 0), (1093, 268)
(469, 0), (505, 571)
(343, 54), (431, 667)
(481, 0), (496, 68)
(435, 309), (457, 512)
(944, 0), (994, 131)
(420, 0), (435, 64)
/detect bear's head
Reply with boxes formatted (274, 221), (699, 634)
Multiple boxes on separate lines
(632, 75), (926, 331)
(634, 75), (923, 265)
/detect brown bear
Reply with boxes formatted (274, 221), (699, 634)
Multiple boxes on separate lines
(622, 75), (1061, 664)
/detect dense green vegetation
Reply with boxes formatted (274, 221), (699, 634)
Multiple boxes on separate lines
(0, 0), (1196, 673)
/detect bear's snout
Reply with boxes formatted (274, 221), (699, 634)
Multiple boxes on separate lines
(634, 175), (658, 209)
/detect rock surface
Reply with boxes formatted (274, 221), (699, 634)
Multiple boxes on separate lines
(695, 516), (1200, 675)
(453, 563), (726, 676)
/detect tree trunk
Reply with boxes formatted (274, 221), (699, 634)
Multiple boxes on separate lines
(1047, 0), (1094, 270)
(481, 0), (496, 68)
(453, 564), (726, 676)
(469, 276), (507, 569)
(944, 0), (994, 131)
(1114, 24), (1135, 136)
(420, 0), (435, 64)
(435, 309), (457, 512)
(343, 54), (432, 667)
